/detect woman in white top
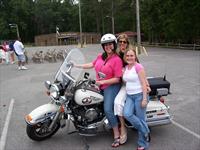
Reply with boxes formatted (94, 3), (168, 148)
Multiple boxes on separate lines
(123, 48), (150, 150)
(114, 34), (150, 145)
(114, 34), (130, 144)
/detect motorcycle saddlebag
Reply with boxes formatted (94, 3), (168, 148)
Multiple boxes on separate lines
(147, 77), (170, 96)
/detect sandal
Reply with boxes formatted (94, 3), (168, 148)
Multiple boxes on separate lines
(111, 137), (120, 148)
(120, 131), (127, 144)
(137, 146), (145, 150)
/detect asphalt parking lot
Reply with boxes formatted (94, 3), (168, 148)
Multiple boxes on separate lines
(0, 44), (200, 150)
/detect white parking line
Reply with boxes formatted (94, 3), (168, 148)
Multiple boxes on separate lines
(0, 99), (15, 150)
(172, 119), (200, 139)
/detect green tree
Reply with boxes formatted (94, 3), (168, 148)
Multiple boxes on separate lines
(0, 0), (199, 44)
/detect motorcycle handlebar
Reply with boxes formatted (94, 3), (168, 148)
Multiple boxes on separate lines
(89, 79), (96, 84)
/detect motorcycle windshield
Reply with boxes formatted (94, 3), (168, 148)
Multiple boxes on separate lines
(54, 48), (85, 82)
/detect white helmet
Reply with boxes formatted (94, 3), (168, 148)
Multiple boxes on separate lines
(100, 33), (117, 51)
(100, 33), (117, 44)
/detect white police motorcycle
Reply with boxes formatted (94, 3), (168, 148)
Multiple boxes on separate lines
(25, 48), (171, 141)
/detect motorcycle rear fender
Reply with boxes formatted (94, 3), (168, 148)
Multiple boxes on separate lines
(25, 103), (59, 125)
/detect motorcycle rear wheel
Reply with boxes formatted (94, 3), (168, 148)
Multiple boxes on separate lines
(26, 121), (60, 141)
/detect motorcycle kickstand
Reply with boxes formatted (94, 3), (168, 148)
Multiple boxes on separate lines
(68, 130), (78, 135)
(82, 136), (90, 150)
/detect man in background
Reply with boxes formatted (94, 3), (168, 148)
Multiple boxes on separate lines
(13, 38), (28, 70)
(9, 40), (16, 64)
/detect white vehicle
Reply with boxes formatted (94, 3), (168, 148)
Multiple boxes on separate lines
(25, 48), (171, 141)
(146, 96), (171, 127)
(124, 76), (171, 128)
(146, 77), (171, 127)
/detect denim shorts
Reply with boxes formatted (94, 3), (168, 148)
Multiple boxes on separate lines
(17, 54), (26, 62)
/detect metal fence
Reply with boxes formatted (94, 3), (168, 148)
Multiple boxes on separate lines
(141, 42), (200, 50)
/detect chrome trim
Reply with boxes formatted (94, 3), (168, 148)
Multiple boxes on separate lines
(61, 70), (76, 83)
(147, 118), (171, 126)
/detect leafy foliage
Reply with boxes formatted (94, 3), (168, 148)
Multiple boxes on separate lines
(0, 0), (199, 43)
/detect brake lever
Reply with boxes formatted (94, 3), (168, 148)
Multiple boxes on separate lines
(66, 61), (74, 67)
(88, 79), (100, 91)
(89, 79), (96, 84)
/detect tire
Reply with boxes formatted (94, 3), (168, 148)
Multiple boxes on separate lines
(26, 121), (60, 141)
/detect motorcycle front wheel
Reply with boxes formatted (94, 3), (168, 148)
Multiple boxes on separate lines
(26, 121), (60, 141)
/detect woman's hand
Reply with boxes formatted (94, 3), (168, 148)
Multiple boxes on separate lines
(96, 80), (104, 86)
(141, 99), (148, 108)
(147, 86), (151, 93)
(96, 77), (120, 86)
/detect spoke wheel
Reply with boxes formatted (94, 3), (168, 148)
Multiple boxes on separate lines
(26, 121), (60, 141)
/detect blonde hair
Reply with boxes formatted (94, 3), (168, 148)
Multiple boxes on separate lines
(117, 33), (130, 44)
(116, 33), (131, 55)
(123, 47), (140, 63)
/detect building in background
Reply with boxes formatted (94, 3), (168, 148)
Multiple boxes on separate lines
(35, 32), (101, 46)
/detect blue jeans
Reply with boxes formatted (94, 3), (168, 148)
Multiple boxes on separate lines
(123, 93), (150, 148)
(102, 83), (121, 128)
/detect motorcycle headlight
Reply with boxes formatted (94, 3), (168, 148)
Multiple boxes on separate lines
(50, 84), (62, 99)
(44, 81), (51, 90)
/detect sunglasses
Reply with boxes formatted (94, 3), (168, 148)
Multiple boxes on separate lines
(119, 40), (127, 44)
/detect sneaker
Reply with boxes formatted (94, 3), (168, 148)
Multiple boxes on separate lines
(18, 66), (22, 70)
(21, 66), (28, 70)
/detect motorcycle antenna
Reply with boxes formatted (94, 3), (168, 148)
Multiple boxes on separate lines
(163, 74), (166, 81)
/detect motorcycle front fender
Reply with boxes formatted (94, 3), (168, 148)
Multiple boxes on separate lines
(25, 103), (60, 125)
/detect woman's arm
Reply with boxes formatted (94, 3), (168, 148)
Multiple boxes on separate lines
(96, 77), (120, 85)
(145, 78), (151, 93)
(74, 62), (94, 69)
(138, 69), (148, 108)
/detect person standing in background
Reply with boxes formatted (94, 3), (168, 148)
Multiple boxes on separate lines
(2, 41), (10, 64)
(0, 45), (6, 64)
(9, 40), (16, 64)
(13, 38), (28, 70)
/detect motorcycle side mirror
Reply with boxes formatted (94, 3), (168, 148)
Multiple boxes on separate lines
(44, 81), (51, 90)
(84, 72), (90, 79)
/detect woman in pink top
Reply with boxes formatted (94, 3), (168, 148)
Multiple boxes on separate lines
(75, 33), (123, 148)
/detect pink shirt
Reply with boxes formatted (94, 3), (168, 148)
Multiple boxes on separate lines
(93, 53), (123, 89)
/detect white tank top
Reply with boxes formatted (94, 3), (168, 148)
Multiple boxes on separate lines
(123, 65), (142, 95)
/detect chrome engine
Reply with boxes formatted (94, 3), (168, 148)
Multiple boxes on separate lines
(73, 104), (104, 124)
(72, 80), (105, 125)
(85, 108), (98, 122)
